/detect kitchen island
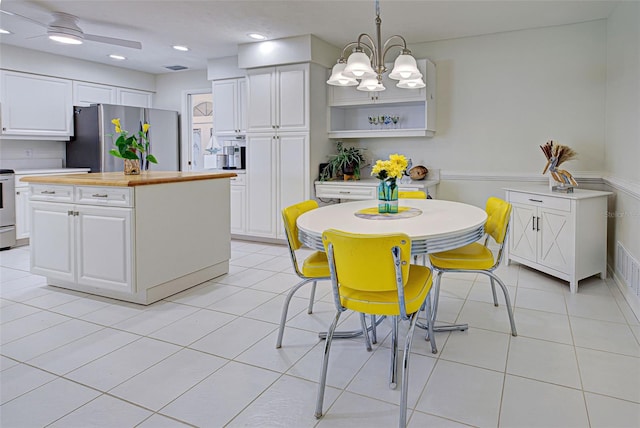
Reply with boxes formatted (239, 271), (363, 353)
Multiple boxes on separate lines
(21, 171), (236, 304)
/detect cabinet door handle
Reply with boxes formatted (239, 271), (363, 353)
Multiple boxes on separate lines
(536, 216), (540, 231)
(532, 216), (536, 231)
(529, 198), (543, 203)
(339, 191), (351, 194)
(92, 194), (109, 198)
(68, 210), (74, 216)
(41, 190), (56, 195)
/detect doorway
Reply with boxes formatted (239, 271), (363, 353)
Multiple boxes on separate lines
(181, 89), (213, 171)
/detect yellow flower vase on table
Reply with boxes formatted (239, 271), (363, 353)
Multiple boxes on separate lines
(372, 154), (408, 214)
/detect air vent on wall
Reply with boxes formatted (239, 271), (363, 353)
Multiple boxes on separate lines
(165, 65), (188, 71)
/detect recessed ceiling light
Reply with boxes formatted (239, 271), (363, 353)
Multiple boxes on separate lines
(0, 29), (11, 35)
(172, 45), (189, 52)
(248, 33), (267, 40)
(109, 54), (126, 61)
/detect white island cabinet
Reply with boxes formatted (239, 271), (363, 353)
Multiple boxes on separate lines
(23, 171), (235, 304)
(504, 186), (612, 293)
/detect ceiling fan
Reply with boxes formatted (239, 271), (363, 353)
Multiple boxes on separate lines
(1, 10), (142, 49)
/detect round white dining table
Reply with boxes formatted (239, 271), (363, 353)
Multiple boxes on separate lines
(297, 199), (488, 255)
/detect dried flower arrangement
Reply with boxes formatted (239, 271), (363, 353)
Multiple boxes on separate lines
(540, 140), (578, 191)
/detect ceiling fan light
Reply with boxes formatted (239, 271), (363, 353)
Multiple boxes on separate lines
(389, 54), (421, 80)
(0, 29), (12, 35)
(396, 78), (425, 89)
(172, 45), (189, 52)
(48, 32), (83, 45)
(357, 77), (385, 92)
(343, 51), (375, 79)
(109, 54), (126, 60)
(327, 62), (358, 86)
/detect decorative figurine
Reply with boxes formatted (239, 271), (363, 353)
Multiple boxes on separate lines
(540, 140), (578, 193)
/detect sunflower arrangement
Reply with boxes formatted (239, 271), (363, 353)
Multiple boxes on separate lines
(371, 153), (409, 182)
(109, 118), (157, 169)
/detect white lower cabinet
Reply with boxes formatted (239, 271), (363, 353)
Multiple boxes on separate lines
(15, 187), (30, 240)
(246, 133), (307, 239)
(230, 174), (247, 235)
(30, 199), (133, 292)
(505, 186), (611, 293)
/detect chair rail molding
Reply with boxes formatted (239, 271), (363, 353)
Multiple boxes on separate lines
(441, 170), (605, 184)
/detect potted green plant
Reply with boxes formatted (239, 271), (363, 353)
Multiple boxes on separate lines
(320, 142), (366, 181)
(109, 118), (157, 175)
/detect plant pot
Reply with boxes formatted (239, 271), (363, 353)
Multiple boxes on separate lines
(124, 159), (141, 175)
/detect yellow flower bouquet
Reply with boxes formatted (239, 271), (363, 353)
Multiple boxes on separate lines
(371, 153), (408, 213)
(109, 118), (157, 174)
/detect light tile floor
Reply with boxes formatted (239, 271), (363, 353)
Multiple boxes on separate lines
(1, 240), (639, 427)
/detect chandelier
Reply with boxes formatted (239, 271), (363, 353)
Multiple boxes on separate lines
(326, 0), (425, 92)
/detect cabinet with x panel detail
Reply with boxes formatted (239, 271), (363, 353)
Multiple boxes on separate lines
(504, 186), (611, 293)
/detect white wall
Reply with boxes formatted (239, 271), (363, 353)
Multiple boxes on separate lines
(354, 20), (607, 199)
(0, 45), (155, 91)
(154, 69), (210, 112)
(604, 1), (640, 301)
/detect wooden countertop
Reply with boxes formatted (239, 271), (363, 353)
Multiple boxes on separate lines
(20, 171), (237, 187)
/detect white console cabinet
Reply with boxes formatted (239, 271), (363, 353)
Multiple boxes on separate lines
(505, 186), (612, 293)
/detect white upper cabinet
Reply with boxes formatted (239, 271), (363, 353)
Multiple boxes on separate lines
(116, 88), (153, 108)
(327, 59), (436, 138)
(246, 64), (309, 133)
(1, 71), (74, 138)
(73, 81), (117, 106)
(212, 77), (246, 136)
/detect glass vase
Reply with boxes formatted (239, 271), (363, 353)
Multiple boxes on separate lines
(378, 179), (399, 214)
(124, 159), (141, 175)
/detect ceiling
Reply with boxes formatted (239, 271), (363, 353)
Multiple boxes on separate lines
(0, 0), (619, 75)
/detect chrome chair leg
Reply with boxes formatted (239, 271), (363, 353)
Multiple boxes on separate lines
(308, 281), (317, 314)
(390, 316), (398, 389)
(370, 315), (378, 344)
(418, 269), (468, 333)
(424, 294), (437, 354)
(318, 315), (386, 340)
(276, 278), (314, 348)
(490, 277), (499, 307)
(360, 313), (373, 351)
(399, 311), (419, 428)
(484, 272), (517, 336)
(315, 310), (342, 419)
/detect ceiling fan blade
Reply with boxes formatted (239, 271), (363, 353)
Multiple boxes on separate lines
(0, 9), (47, 28)
(84, 33), (142, 49)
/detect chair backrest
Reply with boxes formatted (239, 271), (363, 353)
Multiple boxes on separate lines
(399, 190), (427, 199)
(322, 229), (410, 292)
(282, 200), (319, 251)
(484, 197), (512, 245)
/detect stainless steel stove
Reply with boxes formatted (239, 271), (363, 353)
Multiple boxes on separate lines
(0, 169), (16, 249)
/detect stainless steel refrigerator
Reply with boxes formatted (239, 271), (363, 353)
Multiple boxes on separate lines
(67, 104), (180, 172)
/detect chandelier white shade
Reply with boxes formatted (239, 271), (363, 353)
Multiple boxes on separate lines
(357, 78), (385, 92)
(326, 0), (425, 91)
(388, 54), (422, 80)
(396, 78), (426, 89)
(327, 61), (359, 86)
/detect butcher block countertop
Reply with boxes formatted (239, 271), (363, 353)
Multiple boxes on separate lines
(20, 171), (237, 187)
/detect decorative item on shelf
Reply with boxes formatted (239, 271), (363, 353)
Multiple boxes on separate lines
(409, 165), (428, 180)
(372, 153), (408, 213)
(326, 0), (425, 92)
(368, 114), (400, 129)
(540, 140), (578, 193)
(320, 141), (367, 181)
(109, 118), (157, 175)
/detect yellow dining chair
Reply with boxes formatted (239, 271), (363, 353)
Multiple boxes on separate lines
(316, 229), (436, 428)
(276, 200), (331, 348)
(428, 197), (517, 343)
(398, 190), (426, 199)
